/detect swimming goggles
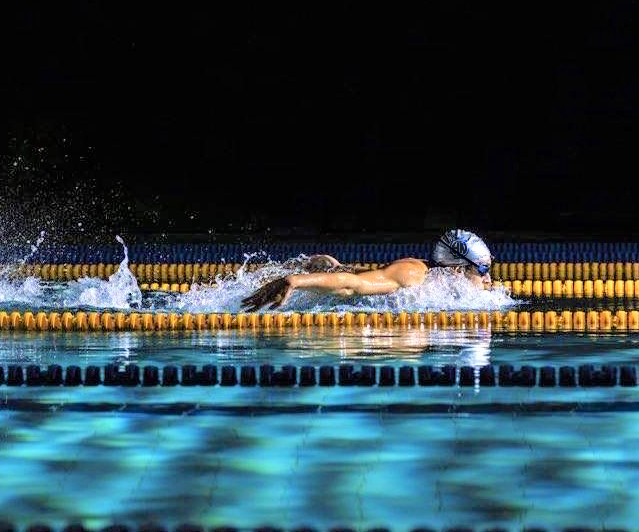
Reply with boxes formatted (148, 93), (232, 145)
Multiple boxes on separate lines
(438, 237), (491, 275)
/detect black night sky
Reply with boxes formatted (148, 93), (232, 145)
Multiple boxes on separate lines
(3, 3), (639, 240)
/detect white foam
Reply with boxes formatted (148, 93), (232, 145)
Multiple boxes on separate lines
(0, 235), (141, 310)
(0, 276), (45, 305)
(0, 249), (517, 312)
(171, 255), (310, 313)
(172, 260), (516, 313)
(58, 235), (141, 309)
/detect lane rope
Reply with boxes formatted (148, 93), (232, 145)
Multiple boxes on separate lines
(1, 310), (639, 331)
(0, 363), (635, 387)
(4, 261), (639, 282)
(499, 279), (639, 298)
(4, 400), (639, 415)
(2, 240), (639, 264)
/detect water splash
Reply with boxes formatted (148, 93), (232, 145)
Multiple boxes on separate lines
(21, 230), (47, 264)
(57, 235), (141, 309)
(0, 250), (516, 312)
(0, 230), (47, 305)
(0, 276), (45, 305)
(172, 258), (516, 313)
(0, 230), (47, 279)
(0, 235), (141, 310)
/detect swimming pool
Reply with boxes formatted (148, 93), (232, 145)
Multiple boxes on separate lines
(2, 241), (639, 530)
(2, 329), (639, 530)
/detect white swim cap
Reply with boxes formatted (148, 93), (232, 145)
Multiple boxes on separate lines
(431, 229), (491, 271)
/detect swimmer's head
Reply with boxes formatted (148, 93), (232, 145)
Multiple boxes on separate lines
(431, 229), (492, 285)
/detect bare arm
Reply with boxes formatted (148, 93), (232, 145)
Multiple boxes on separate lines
(306, 254), (370, 273)
(241, 259), (427, 311)
(290, 271), (399, 296)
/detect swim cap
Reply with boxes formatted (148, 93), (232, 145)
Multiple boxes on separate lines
(431, 229), (491, 271)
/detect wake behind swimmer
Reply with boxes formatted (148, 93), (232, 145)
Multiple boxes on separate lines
(0, 235), (142, 310)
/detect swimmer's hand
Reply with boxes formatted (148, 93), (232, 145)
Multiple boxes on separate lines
(241, 277), (294, 312)
(306, 254), (365, 273)
(307, 255), (342, 272)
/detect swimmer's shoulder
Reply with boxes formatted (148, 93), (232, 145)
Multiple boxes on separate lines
(388, 257), (430, 271)
(381, 258), (428, 287)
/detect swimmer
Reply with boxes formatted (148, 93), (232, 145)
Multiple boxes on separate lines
(241, 229), (493, 312)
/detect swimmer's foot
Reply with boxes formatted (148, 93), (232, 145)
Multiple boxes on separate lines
(241, 277), (293, 312)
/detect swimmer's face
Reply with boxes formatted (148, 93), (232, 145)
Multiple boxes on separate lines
(463, 266), (491, 288)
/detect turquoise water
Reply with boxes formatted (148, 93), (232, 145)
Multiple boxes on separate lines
(2, 330), (639, 529)
(5, 329), (639, 367)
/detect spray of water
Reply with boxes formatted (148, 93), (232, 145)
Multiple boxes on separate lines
(0, 245), (516, 312)
(0, 235), (141, 310)
(57, 235), (141, 309)
(22, 231), (47, 264)
(171, 257), (516, 313)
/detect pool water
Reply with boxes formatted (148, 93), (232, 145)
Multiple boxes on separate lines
(2, 329), (639, 529)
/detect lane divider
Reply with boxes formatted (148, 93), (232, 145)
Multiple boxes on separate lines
(1, 241), (638, 263)
(140, 282), (194, 293)
(2, 310), (639, 331)
(6, 401), (639, 415)
(4, 261), (639, 282)
(1, 262), (277, 282)
(0, 364), (635, 387)
(137, 260), (639, 282)
(493, 261), (639, 281)
(502, 279), (639, 298)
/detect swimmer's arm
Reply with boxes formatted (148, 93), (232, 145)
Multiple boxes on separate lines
(288, 271), (400, 296)
(241, 272), (399, 312)
(306, 255), (371, 273)
(241, 261), (426, 311)
(240, 273), (361, 312)
(308, 255), (427, 274)
(292, 260), (427, 296)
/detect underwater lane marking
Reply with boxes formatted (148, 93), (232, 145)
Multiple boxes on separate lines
(3, 400), (639, 415)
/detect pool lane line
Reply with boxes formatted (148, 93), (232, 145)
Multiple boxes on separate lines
(0, 364), (636, 387)
(2, 310), (639, 331)
(4, 399), (639, 415)
(5, 260), (639, 282)
(7, 262), (639, 298)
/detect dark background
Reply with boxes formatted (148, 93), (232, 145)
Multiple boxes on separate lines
(3, 3), (639, 242)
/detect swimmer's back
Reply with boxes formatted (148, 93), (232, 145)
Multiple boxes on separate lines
(372, 258), (428, 288)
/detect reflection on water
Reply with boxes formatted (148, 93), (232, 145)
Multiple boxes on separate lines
(270, 328), (492, 366)
(1, 329), (639, 528)
(0, 320), (637, 530)
(4, 329), (639, 368)
(0, 328), (493, 367)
